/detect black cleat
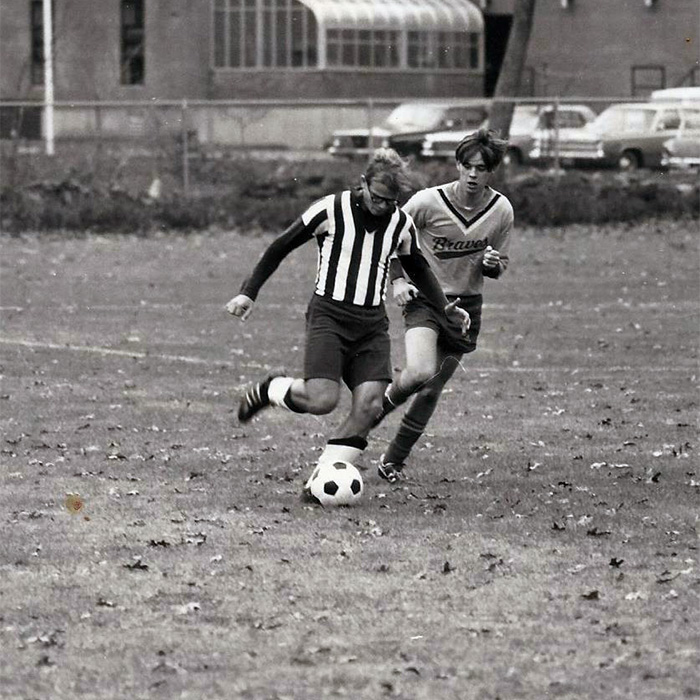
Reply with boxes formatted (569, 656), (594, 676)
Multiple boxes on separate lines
(377, 454), (404, 484)
(237, 373), (279, 423)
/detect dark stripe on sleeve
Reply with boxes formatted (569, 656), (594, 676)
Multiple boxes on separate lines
(305, 209), (327, 234)
(438, 189), (501, 228)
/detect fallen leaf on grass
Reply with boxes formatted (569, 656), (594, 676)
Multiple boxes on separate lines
(656, 570), (680, 584)
(123, 556), (149, 571)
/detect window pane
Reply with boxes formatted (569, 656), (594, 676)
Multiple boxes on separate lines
(229, 10), (241, 66)
(121, 0), (145, 85)
(243, 3), (256, 67)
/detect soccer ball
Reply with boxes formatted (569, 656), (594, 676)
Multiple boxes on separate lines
(308, 460), (363, 507)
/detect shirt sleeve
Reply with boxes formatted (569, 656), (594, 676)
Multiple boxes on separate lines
(483, 200), (514, 279)
(398, 253), (449, 311)
(393, 212), (421, 257)
(239, 217), (314, 300)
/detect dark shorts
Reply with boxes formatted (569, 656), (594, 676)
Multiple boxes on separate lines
(304, 294), (392, 389)
(403, 293), (483, 355)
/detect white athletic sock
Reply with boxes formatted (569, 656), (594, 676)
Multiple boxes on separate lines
(304, 443), (365, 488)
(267, 377), (295, 408)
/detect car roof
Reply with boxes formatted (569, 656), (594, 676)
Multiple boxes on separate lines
(651, 87), (700, 103)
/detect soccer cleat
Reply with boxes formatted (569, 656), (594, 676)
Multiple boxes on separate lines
(237, 373), (279, 423)
(377, 454), (404, 484)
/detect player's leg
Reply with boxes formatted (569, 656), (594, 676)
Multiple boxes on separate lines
(304, 379), (387, 488)
(371, 325), (439, 428)
(303, 313), (392, 494)
(238, 296), (344, 423)
(380, 350), (463, 482)
(238, 374), (340, 423)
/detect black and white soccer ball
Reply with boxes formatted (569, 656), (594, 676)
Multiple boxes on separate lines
(308, 460), (363, 507)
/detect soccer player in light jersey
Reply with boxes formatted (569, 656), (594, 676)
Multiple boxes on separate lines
(225, 148), (470, 498)
(373, 129), (514, 483)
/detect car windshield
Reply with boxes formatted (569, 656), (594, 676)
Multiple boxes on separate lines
(384, 104), (449, 132)
(593, 107), (656, 133)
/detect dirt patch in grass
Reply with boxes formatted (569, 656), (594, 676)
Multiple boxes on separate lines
(0, 219), (698, 699)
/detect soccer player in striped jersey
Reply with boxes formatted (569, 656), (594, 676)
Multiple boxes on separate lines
(373, 129), (514, 483)
(225, 148), (470, 499)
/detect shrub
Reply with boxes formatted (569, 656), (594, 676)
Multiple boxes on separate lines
(1, 153), (697, 235)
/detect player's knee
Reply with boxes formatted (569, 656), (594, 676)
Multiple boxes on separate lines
(307, 392), (338, 414)
(406, 365), (437, 388)
(362, 392), (385, 418)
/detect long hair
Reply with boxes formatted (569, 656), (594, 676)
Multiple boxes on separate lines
(364, 148), (413, 198)
(455, 128), (509, 171)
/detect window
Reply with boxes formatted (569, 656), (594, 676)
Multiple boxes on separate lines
(30, 0), (53, 85)
(408, 31), (479, 70)
(631, 65), (665, 97)
(214, 0), (316, 69)
(212, 1), (480, 73)
(326, 28), (400, 69)
(121, 0), (145, 85)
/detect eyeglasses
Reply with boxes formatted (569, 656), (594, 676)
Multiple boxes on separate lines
(368, 189), (398, 206)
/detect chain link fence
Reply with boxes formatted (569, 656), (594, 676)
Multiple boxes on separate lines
(2, 95), (689, 197)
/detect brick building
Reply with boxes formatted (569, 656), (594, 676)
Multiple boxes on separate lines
(1, 0), (697, 103)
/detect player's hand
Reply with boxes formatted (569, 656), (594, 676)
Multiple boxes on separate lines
(391, 278), (419, 307)
(225, 294), (254, 321)
(482, 245), (500, 269)
(444, 299), (471, 337)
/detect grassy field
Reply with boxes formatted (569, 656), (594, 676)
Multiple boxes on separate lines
(0, 218), (698, 700)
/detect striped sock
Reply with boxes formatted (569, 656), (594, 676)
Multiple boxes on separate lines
(384, 394), (440, 465)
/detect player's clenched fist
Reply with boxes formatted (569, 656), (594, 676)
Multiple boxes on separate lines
(226, 294), (254, 321)
(482, 245), (501, 269)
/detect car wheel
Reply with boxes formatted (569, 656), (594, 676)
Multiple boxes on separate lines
(617, 150), (641, 171)
(503, 148), (522, 166)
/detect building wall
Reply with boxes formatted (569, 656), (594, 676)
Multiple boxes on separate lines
(524, 0), (699, 97)
(1, 0), (697, 103)
(210, 69), (484, 100)
(0, 0), (211, 101)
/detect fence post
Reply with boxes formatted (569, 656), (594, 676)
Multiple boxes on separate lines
(367, 98), (374, 160)
(182, 99), (190, 196)
(553, 96), (561, 172)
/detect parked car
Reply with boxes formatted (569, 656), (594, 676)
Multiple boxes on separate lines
(661, 109), (700, 168)
(326, 100), (489, 159)
(553, 102), (700, 170)
(650, 86), (700, 103)
(420, 103), (597, 164)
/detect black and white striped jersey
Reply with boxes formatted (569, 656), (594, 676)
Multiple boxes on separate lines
(301, 190), (419, 307)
